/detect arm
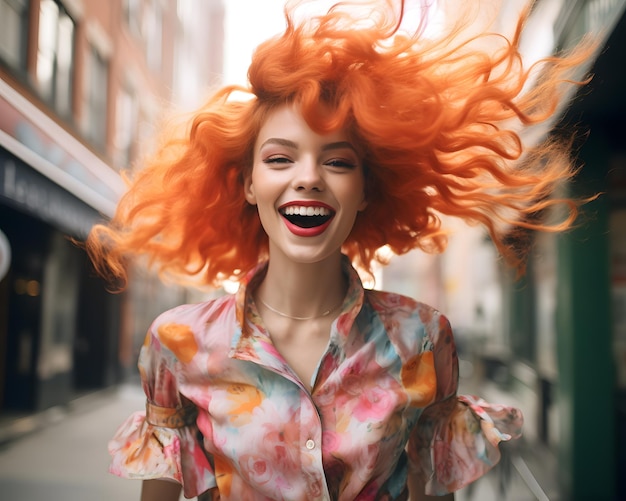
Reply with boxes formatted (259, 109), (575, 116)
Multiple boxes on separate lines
(406, 313), (521, 498)
(141, 479), (182, 501)
(403, 313), (460, 500)
(408, 473), (455, 501)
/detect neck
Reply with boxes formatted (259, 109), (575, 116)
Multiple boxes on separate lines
(256, 253), (346, 320)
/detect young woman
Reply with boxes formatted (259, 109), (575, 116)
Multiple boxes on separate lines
(87, 1), (593, 499)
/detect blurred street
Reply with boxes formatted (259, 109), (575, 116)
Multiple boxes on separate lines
(0, 382), (541, 501)
(0, 384), (144, 501)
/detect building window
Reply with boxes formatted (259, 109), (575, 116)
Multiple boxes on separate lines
(114, 87), (138, 169)
(36, 0), (75, 117)
(123, 0), (163, 74)
(84, 45), (108, 150)
(143, 0), (163, 73)
(0, 0), (29, 71)
(123, 0), (141, 37)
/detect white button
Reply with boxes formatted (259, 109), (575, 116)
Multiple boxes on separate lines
(305, 439), (315, 450)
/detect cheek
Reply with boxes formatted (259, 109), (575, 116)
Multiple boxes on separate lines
(248, 180), (278, 214)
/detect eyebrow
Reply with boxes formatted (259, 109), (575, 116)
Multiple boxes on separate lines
(259, 138), (358, 153)
(260, 138), (298, 149)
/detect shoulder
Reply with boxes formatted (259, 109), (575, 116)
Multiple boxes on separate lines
(366, 289), (449, 328)
(147, 294), (237, 361)
(364, 289), (453, 352)
(152, 293), (235, 329)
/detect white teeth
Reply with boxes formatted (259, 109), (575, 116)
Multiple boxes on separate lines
(282, 206), (331, 216)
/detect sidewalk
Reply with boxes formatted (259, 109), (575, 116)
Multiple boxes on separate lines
(0, 384), (146, 501)
(0, 383), (538, 500)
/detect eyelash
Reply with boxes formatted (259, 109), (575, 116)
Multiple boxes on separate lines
(264, 156), (291, 164)
(263, 156), (356, 169)
(326, 159), (356, 169)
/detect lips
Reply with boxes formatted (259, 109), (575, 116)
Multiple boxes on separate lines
(278, 202), (335, 236)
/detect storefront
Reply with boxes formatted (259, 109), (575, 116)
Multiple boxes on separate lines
(0, 78), (125, 413)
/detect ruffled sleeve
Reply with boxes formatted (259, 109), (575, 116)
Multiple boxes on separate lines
(407, 313), (524, 495)
(108, 324), (216, 499)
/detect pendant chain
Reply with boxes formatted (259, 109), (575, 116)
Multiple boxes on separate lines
(257, 296), (342, 321)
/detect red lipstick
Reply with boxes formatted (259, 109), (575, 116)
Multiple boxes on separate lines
(278, 201), (335, 237)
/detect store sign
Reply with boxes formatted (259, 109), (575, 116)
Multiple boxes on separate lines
(0, 80), (123, 216)
(0, 150), (100, 238)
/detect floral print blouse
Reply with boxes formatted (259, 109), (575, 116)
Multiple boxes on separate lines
(108, 259), (523, 500)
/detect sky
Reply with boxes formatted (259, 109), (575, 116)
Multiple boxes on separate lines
(223, 0), (287, 86)
(222, 0), (383, 86)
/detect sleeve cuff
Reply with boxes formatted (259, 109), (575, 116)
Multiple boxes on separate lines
(108, 410), (216, 498)
(414, 396), (523, 495)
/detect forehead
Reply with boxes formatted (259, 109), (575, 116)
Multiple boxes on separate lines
(255, 104), (351, 148)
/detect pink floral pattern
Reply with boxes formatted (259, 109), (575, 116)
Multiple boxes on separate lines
(108, 259), (523, 499)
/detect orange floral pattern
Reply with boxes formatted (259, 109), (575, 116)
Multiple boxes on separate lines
(157, 323), (198, 363)
(401, 351), (437, 408)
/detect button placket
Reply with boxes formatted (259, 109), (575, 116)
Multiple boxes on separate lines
(300, 391), (331, 500)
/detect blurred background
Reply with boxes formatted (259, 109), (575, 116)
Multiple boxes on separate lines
(0, 0), (624, 500)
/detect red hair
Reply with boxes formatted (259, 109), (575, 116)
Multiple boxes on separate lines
(87, 0), (595, 288)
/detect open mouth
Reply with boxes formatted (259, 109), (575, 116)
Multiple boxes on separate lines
(279, 205), (335, 228)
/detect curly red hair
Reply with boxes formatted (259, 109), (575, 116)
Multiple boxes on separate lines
(87, 0), (595, 288)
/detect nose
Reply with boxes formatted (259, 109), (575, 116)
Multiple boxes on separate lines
(292, 156), (324, 192)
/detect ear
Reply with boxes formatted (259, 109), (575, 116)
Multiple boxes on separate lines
(244, 174), (257, 205)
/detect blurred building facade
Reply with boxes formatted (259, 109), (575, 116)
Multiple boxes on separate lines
(0, 0), (224, 417)
(382, 1), (626, 499)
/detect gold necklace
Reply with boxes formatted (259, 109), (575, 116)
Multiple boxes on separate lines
(258, 297), (342, 321)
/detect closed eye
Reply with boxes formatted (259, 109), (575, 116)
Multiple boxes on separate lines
(263, 155), (293, 165)
(325, 158), (357, 169)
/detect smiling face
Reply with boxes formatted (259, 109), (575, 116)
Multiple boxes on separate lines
(244, 104), (367, 266)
